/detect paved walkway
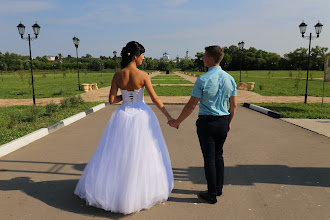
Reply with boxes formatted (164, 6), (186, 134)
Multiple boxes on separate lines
(1, 105), (329, 220)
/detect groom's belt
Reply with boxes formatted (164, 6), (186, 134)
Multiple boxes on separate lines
(198, 115), (228, 119)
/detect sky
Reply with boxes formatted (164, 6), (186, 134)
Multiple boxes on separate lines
(0, 0), (329, 59)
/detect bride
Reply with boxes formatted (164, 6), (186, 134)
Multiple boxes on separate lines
(74, 41), (174, 215)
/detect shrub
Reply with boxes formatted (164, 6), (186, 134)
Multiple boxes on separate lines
(7, 112), (20, 129)
(69, 96), (80, 108)
(76, 95), (85, 104)
(60, 97), (70, 109)
(46, 102), (58, 116)
(28, 106), (42, 122)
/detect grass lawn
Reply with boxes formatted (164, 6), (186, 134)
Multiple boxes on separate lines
(190, 70), (325, 79)
(151, 79), (193, 84)
(253, 103), (330, 119)
(0, 70), (115, 99)
(152, 75), (182, 79)
(184, 70), (330, 97)
(0, 101), (103, 145)
(145, 86), (193, 96)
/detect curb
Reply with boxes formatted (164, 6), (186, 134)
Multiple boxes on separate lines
(243, 103), (284, 118)
(0, 102), (110, 158)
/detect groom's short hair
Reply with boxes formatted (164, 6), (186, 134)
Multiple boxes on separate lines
(205, 45), (224, 64)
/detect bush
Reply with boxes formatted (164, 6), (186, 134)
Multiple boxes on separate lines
(28, 106), (42, 122)
(69, 96), (80, 108)
(76, 95), (85, 104)
(60, 97), (70, 109)
(7, 112), (20, 129)
(60, 95), (84, 109)
(46, 102), (58, 116)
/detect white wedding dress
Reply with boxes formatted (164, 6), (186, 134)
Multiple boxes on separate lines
(74, 87), (174, 215)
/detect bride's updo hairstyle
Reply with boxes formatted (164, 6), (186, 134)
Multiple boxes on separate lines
(120, 41), (145, 68)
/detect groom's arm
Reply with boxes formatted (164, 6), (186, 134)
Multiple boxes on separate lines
(170, 96), (200, 128)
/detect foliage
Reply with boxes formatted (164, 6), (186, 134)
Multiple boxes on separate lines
(0, 45), (328, 73)
(45, 102), (58, 116)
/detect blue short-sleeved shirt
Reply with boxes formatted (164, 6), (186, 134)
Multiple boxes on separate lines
(191, 66), (237, 116)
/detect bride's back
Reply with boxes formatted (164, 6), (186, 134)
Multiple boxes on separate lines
(116, 68), (145, 91)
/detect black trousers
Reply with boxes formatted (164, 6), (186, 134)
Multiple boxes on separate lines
(196, 115), (228, 198)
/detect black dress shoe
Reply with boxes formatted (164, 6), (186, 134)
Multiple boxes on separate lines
(217, 191), (222, 196)
(198, 191), (217, 204)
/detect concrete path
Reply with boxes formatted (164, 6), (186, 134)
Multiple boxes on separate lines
(0, 105), (329, 220)
(281, 118), (330, 137)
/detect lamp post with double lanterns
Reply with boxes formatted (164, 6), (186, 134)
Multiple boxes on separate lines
(17, 21), (40, 105)
(73, 36), (81, 90)
(238, 41), (245, 83)
(298, 20), (323, 103)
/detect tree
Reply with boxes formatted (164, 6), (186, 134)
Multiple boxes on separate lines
(195, 52), (205, 72)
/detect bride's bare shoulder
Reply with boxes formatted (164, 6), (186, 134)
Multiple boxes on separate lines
(137, 69), (149, 78)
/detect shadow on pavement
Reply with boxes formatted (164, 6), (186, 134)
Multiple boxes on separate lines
(173, 166), (330, 187)
(0, 177), (129, 219)
(1, 160), (329, 215)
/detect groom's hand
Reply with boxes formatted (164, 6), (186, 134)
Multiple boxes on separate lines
(168, 120), (180, 129)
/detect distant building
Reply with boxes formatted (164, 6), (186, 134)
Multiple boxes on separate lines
(161, 50), (192, 62)
(47, 56), (56, 61)
(161, 52), (170, 61)
(185, 50), (191, 60)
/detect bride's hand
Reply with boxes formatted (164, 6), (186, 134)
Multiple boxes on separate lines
(167, 118), (175, 124)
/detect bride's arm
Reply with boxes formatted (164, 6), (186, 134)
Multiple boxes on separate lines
(144, 73), (173, 121)
(109, 73), (122, 104)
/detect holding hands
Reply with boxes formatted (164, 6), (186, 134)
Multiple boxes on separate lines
(167, 119), (180, 129)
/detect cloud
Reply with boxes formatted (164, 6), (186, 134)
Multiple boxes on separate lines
(0, 1), (54, 13)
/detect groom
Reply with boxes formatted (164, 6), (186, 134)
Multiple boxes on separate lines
(169, 45), (237, 204)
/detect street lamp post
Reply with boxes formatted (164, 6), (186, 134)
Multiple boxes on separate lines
(17, 22), (40, 105)
(299, 20), (323, 103)
(238, 41), (245, 83)
(73, 36), (81, 90)
(113, 51), (117, 71)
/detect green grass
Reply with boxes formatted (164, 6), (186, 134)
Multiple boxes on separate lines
(191, 70), (325, 79)
(0, 70), (115, 99)
(151, 80), (193, 84)
(241, 77), (330, 97)
(0, 102), (103, 145)
(145, 86), (193, 96)
(184, 70), (330, 97)
(253, 103), (330, 119)
(152, 75), (182, 79)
